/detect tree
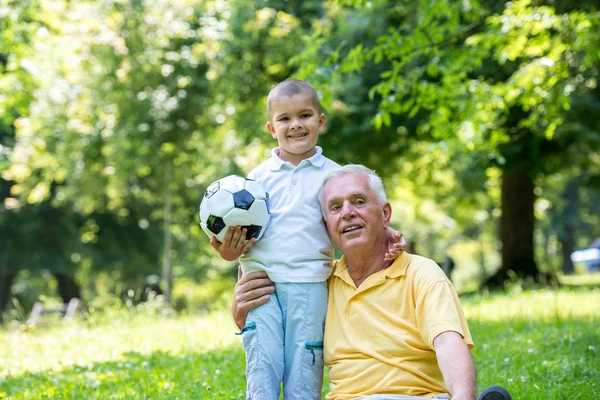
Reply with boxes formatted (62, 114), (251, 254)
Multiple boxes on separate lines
(293, 0), (600, 286)
(2, 0), (327, 312)
(0, 0), (45, 321)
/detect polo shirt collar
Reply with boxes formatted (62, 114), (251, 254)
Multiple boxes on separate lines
(268, 146), (326, 170)
(383, 251), (411, 278)
(333, 252), (412, 288)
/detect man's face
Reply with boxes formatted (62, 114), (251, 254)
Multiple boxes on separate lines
(266, 93), (325, 165)
(322, 173), (391, 253)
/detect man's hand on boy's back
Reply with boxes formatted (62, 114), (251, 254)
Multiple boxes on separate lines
(384, 229), (407, 262)
(210, 226), (256, 261)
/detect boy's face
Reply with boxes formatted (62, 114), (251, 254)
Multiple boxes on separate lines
(266, 93), (326, 166)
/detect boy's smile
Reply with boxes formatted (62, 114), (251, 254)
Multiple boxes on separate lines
(266, 93), (326, 166)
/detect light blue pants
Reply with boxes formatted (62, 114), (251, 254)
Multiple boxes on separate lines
(239, 281), (328, 400)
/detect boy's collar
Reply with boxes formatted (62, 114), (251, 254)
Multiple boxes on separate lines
(269, 146), (325, 170)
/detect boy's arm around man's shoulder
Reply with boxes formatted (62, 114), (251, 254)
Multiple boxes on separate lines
(384, 229), (407, 262)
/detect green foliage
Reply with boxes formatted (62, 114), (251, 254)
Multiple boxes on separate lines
(1, 0), (599, 310)
(0, 287), (598, 398)
(0, 0), (334, 309)
(290, 0), (600, 281)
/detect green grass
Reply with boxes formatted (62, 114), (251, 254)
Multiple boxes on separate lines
(1, 287), (598, 399)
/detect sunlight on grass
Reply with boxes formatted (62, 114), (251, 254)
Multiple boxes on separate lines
(1, 288), (598, 399)
(0, 308), (239, 379)
(462, 287), (599, 321)
(559, 272), (600, 286)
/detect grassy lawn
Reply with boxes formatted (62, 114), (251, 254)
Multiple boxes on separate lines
(1, 287), (598, 399)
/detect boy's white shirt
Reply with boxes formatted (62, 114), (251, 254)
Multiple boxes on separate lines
(240, 146), (340, 282)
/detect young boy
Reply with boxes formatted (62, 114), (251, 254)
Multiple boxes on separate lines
(210, 79), (403, 399)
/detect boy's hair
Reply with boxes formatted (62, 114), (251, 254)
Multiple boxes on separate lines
(267, 79), (322, 120)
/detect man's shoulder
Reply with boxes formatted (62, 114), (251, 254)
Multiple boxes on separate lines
(406, 254), (448, 283)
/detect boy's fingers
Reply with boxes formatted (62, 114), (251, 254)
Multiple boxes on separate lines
(210, 236), (219, 249)
(235, 228), (246, 248)
(241, 237), (256, 253)
(399, 232), (407, 247)
(233, 226), (245, 248)
(223, 227), (235, 247)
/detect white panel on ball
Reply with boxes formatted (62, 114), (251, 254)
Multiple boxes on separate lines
(204, 190), (235, 217)
(223, 207), (252, 227)
(199, 197), (211, 223)
(219, 175), (246, 194)
(247, 199), (270, 226)
(244, 180), (267, 200)
(214, 227), (229, 243)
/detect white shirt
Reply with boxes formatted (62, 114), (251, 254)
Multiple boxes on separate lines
(240, 146), (340, 282)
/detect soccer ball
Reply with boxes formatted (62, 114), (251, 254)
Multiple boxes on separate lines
(199, 175), (271, 243)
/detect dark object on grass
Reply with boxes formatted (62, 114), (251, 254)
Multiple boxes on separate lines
(477, 385), (512, 400)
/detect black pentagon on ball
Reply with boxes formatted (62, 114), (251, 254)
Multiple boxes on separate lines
(243, 225), (262, 239)
(207, 215), (226, 234)
(233, 189), (255, 210)
(205, 181), (220, 199)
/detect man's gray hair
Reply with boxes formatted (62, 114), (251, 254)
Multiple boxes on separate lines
(318, 164), (388, 212)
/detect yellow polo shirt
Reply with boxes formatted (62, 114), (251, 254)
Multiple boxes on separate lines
(324, 252), (473, 400)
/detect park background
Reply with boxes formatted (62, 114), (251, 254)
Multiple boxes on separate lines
(0, 0), (599, 398)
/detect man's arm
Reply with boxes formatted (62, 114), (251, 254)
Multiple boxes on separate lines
(231, 266), (275, 329)
(433, 331), (477, 400)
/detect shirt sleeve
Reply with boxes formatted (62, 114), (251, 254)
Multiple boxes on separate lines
(415, 280), (474, 350)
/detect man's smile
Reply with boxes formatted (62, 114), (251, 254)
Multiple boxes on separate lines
(342, 224), (363, 234)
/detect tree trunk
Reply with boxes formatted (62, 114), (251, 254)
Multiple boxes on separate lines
(558, 228), (575, 274)
(556, 179), (579, 275)
(484, 169), (540, 287)
(0, 269), (16, 325)
(53, 272), (81, 303)
(162, 162), (173, 307)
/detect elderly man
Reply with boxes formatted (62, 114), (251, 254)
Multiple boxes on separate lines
(232, 165), (511, 400)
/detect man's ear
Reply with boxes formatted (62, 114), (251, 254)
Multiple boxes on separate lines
(383, 202), (392, 229)
(266, 121), (277, 139)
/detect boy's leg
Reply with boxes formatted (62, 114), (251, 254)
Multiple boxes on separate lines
(279, 282), (328, 400)
(241, 288), (285, 400)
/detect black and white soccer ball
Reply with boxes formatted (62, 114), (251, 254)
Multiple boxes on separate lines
(199, 175), (271, 243)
